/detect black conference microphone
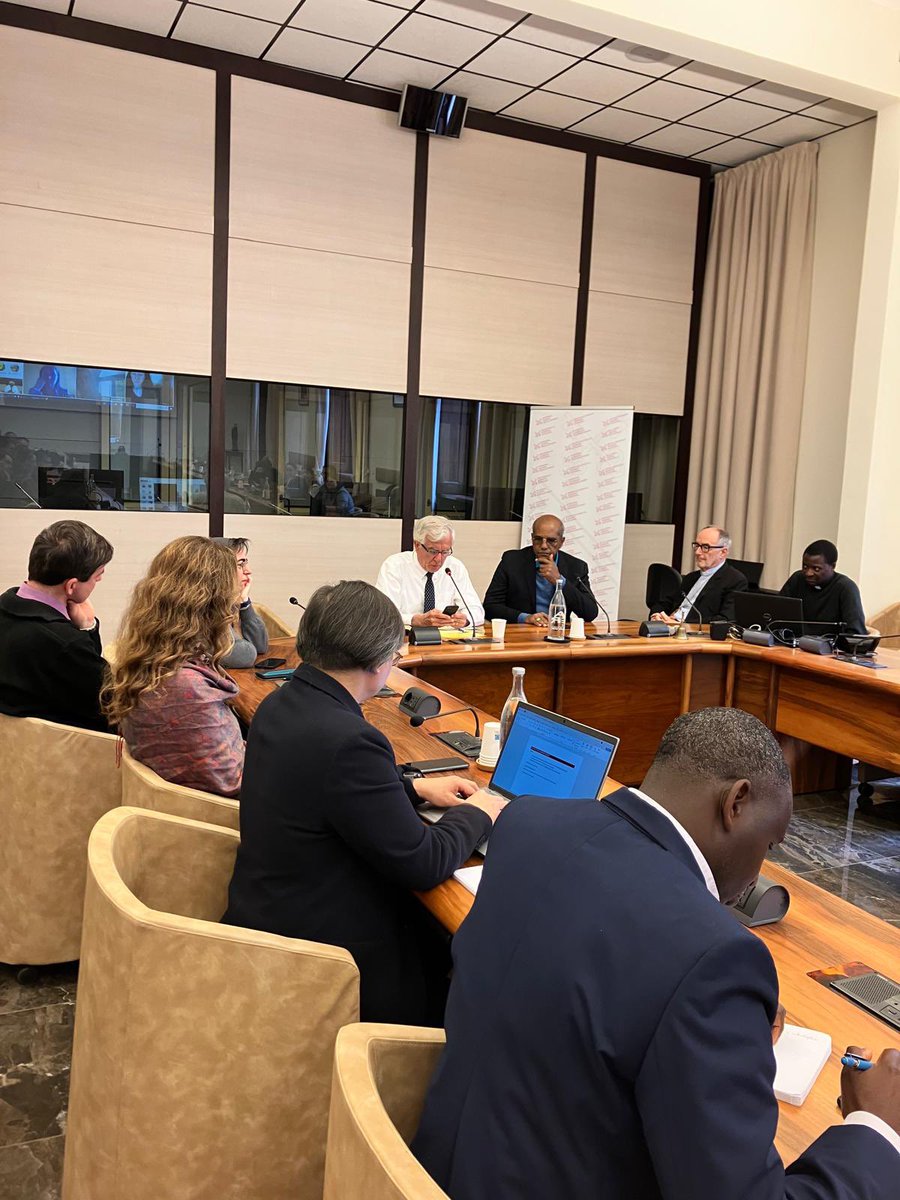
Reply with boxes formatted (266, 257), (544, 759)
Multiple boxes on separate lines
(444, 566), (477, 631)
(410, 706), (481, 736)
(579, 575), (629, 641)
(289, 596), (306, 611)
(675, 594), (705, 636)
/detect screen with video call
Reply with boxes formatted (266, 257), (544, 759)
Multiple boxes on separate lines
(0, 360), (175, 410)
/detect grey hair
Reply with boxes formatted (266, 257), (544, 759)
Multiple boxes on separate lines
(413, 515), (455, 545)
(699, 524), (732, 551)
(650, 707), (790, 788)
(297, 581), (403, 672)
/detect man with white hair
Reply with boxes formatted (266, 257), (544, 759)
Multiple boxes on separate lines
(376, 517), (485, 628)
(651, 524), (748, 626)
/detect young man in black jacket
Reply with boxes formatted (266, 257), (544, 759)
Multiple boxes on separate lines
(0, 520), (114, 731)
(780, 539), (867, 635)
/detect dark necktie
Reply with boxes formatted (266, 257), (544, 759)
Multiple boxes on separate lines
(424, 571), (435, 613)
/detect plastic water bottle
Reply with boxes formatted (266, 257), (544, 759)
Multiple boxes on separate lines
(547, 580), (567, 642)
(499, 667), (527, 746)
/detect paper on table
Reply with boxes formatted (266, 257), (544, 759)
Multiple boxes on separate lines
(773, 1024), (832, 1105)
(453, 865), (483, 895)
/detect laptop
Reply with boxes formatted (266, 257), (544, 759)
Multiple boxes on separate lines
(734, 592), (805, 637)
(421, 703), (619, 856)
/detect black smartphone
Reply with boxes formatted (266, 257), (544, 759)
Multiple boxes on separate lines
(255, 667), (294, 680)
(442, 604), (459, 616)
(256, 657), (286, 669)
(400, 756), (470, 774)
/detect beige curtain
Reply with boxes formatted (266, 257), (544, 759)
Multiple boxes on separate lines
(683, 141), (818, 585)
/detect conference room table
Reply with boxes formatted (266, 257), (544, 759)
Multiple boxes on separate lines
(231, 629), (900, 1165)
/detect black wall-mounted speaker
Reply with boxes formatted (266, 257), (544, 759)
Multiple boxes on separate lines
(399, 84), (468, 137)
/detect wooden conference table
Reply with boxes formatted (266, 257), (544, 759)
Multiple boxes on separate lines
(232, 630), (900, 1164)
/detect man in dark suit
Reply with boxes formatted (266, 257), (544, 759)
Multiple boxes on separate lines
(224, 580), (504, 1025)
(484, 514), (599, 627)
(413, 707), (900, 1199)
(652, 523), (748, 624)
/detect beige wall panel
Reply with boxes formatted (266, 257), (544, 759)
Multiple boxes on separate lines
(227, 240), (409, 390)
(0, 510), (209, 638)
(420, 268), (575, 405)
(450, 521), (523, 601)
(583, 292), (691, 415)
(230, 78), (414, 262)
(0, 25), (214, 233)
(222, 515), (402, 629)
(0, 205), (212, 374)
(619, 524), (675, 620)
(592, 159), (698, 303)
(426, 131), (583, 286)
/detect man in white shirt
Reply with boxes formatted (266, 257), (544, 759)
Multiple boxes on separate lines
(376, 516), (485, 628)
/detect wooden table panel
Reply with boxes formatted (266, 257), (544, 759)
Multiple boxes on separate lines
(732, 657), (773, 722)
(687, 651), (729, 710)
(414, 659), (557, 718)
(777, 671), (900, 775)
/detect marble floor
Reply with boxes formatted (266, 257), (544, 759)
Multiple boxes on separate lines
(1, 786), (899, 1199)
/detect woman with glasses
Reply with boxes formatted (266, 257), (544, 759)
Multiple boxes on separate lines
(223, 580), (504, 1023)
(375, 515), (485, 628)
(212, 537), (270, 668)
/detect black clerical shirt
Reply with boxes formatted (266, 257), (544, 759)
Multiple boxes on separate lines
(779, 571), (866, 635)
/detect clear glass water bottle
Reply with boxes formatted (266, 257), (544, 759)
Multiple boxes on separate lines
(547, 580), (567, 642)
(499, 666), (527, 746)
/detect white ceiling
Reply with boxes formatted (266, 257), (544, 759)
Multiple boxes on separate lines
(26, 0), (875, 167)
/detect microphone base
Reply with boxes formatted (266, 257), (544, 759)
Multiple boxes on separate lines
(589, 633), (631, 640)
(543, 635), (571, 644)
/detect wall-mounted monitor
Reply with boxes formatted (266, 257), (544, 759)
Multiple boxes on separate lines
(399, 84), (468, 138)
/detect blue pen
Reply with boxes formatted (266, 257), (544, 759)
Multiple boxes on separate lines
(840, 1054), (874, 1071)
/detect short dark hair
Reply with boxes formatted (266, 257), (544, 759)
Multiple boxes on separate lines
(804, 539), (837, 566)
(28, 520), (113, 585)
(650, 707), (790, 790)
(297, 581), (403, 672)
(212, 537), (249, 555)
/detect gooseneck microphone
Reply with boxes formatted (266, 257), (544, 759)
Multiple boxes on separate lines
(410, 706), (481, 736)
(444, 566), (477, 630)
(289, 596), (306, 611)
(578, 574), (629, 640)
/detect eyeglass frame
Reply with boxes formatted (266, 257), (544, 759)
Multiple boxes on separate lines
(691, 542), (727, 553)
(416, 541), (453, 559)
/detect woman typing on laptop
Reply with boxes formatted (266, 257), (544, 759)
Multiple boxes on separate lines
(223, 580), (504, 1025)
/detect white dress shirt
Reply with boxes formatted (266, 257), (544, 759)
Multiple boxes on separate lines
(375, 551), (485, 627)
(628, 787), (900, 1159)
(674, 559), (725, 622)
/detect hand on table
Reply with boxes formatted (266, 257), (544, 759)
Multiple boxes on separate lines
(414, 775), (477, 809)
(840, 1044), (900, 1134)
(525, 613), (549, 628)
(650, 611), (679, 626)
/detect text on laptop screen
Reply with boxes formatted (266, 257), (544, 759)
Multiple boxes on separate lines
(491, 706), (616, 800)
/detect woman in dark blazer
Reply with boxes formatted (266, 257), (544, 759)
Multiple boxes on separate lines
(223, 580), (503, 1024)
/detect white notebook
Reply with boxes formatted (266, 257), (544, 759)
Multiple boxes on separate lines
(453, 865), (483, 895)
(773, 1024), (832, 1105)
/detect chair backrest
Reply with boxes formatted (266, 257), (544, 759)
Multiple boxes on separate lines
(869, 601), (900, 637)
(254, 601), (294, 639)
(63, 807), (359, 1200)
(728, 558), (764, 588)
(645, 562), (682, 612)
(0, 713), (120, 966)
(121, 744), (240, 831)
(324, 1023), (449, 1200)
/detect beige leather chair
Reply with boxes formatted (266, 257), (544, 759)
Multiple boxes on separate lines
(121, 744), (240, 830)
(323, 1024), (449, 1200)
(869, 601), (900, 637)
(62, 807), (359, 1200)
(0, 713), (120, 967)
(255, 602), (294, 639)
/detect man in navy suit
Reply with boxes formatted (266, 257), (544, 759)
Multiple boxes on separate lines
(413, 708), (900, 1199)
(483, 514), (600, 627)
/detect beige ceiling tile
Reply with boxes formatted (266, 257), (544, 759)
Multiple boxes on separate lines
(682, 96), (786, 135)
(590, 38), (687, 77)
(174, 5), (278, 55)
(547, 60), (648, 106)
(752, 112), (841, 145)
(691, 138), (777, 166)
(664, 61), (759, 95)
(381, 12), (495, 67)
(196, 0), (297, 20)
(290, 0), (406, 45)
(634, 124), (728, 156)
(510, 14), (610, 56)
(617, 80), (719, 121)
(349, 48), (450, 90)
(502, 90), (599, 128)
(418, 0), (525, 32)
(569, 107), (666, 142)
(737, 80), (827, 111)
(75, 0), (181, 34)
(265, 27), (370, 75)
(464, 37), (577, 86)
(440, 70), (530, 111)
(801, 99), (874, 125)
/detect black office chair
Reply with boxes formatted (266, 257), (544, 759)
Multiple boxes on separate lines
(729, 558), (764, 590)
(645, 563), (682, 615)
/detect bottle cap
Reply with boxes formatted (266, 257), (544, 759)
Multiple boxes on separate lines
(512, 666), (525, 675)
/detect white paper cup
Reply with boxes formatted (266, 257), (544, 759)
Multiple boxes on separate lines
(477, 721), (501, 768)
(491, 618), (507, 642)
(569, 615), (586, 640)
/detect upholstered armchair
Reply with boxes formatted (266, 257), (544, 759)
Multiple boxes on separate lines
(0, 713), (120, 968)
(62, 807), (359, 1200)
(121, 744), (239, 830)
(324, 1023), (449, 1200)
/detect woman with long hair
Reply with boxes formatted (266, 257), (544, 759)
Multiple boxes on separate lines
(102, 536), (244, 796)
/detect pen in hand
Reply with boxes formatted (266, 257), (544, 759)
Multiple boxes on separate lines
(840, 1054), (874, 1071)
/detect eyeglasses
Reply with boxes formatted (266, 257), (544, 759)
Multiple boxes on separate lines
(391, 652), (404, 667)
(692, 542), (726, 553)
(417, 543), (453, 559)
(531, 535), (561, 548)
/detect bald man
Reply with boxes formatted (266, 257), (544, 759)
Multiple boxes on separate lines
(484, 515), (599, 627)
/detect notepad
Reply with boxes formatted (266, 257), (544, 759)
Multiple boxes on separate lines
(773, 1024), (832, 1105)
(453, 866), (483, 895)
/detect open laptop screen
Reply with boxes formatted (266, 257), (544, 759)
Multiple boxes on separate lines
(490, 703), (618, 801)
